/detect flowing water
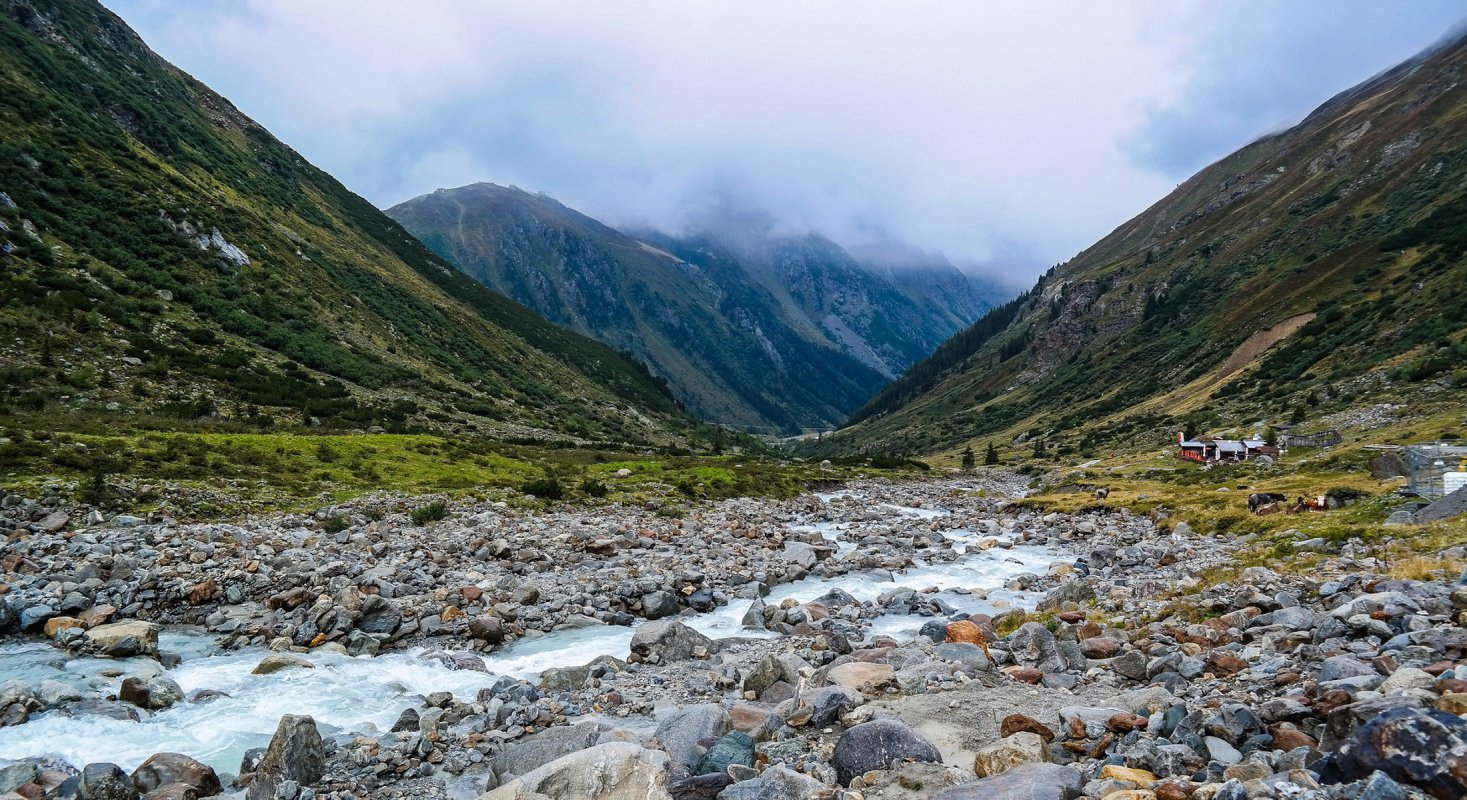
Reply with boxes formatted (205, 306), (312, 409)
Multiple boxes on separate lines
(0, 489), (1070, 775)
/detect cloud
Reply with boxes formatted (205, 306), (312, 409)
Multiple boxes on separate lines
(105, 1), (1464, 279)
(1124, 0), (1465, 176)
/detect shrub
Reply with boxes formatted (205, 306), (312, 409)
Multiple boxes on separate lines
(322, 513), (349, 533)
(521, 477), (563, 501)
(580, 478), (609, 498)
(410, 499), (449, 526)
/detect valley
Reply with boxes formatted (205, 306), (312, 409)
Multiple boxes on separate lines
(2, 1), (1467, 800)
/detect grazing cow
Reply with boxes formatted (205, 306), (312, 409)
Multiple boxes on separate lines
(1248, 492), (1289, 513)
(1095, 487), (1110, 501)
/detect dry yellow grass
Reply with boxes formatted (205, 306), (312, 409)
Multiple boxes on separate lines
(1387, 554), (1465, 582)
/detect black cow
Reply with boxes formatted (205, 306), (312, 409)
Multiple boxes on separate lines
(1248, 492), (1289, 513)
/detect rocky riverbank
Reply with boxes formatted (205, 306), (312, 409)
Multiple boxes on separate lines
(2, 474), (1466, 800)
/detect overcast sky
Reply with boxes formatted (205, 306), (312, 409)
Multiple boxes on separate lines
(106, 1), (1465, 280)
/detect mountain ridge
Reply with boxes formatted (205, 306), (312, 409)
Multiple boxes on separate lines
(822, 28), (1467, 457)
(0, 0), (688, 445)
(388, 182), (999, 432)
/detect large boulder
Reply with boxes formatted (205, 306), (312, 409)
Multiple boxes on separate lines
(84, 621), (159, 657)
(931, 763), (1084, 800)
(826, 662), (894, 691)
(780, 686), (861, 728)
(247, 714), (324, 800)
(251, 653), (315, 675)
(478, 741), (673, 800)
(489, 722), (632, 784)
(974, 731), (1051, 777)
(654, 704), (729, 777)
(716, 765), (829, 800)
(79, 763), (137, 800)
(630, 620), (714, 664)
(1319, 706), (1467, 799)
(1008, 622), (1065, 673)
(357, 595), (402, 636)
(832, 718), (942, 786)
(694, 731), (754, 777)
(641, 591), (680, 620)
(130, 753), (222, 797)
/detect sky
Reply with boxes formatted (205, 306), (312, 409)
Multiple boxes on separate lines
(106, 1), (1467, 281)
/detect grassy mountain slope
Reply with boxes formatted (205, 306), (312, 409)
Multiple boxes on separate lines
(821, 31), (1467, 457)
(389, 183), (990, 432)
(0, 0), (687, 446)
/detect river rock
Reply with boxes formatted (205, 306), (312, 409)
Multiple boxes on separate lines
(742, 654), (792, 698)
(79, 763), (137, 800)
(1009, 622), (1065, 673)
(1002, 714), (1056, 742)
(130, 753), (221, 797)
(832, 718), (942, 785)
(630, 620), (714, 663)
(826, 662), (893, 691)
(792, 686), (860, 727)
(655, 704), (730, 776)
(251, 653), (315, 675)
(0, 763), (36, 793)
(717, 765), (829, 800)
(975, 731), (1051, 777)
(248, 714), (324, 800)
(931, 762), (1084, 800)
(143, 677), (183, 710)
(641, 591), (679, 620)
(490, 722), (631, 783)
(694, 731), (754, 776)
(1319, 706), (1467, 799)
(84, 621), (159, 657)
(357, 595), (402, 636)
(468, 615), (505, 644)
(478, 741), (673, 800)
(668, 773), (732, 800)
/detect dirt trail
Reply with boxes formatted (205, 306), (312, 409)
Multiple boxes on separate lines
(1135, 312), (1316, 415)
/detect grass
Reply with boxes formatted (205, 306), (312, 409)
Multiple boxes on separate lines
(1005, 405), (1467, 599)
(0, 425), (926, 519)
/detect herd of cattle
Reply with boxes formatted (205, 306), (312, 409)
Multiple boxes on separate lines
(1090, 486), (1329, 515)
(1247, 491), (1332, 515)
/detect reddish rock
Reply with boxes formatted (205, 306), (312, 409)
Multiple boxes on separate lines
(1001, 713), (1055, 742)
(1205, 651), (1248, 677)
(187, 578), (217, 605)
(1107, 713), (1150, 733)
(1155, 780), (1195, 800)
(1270, 723), (1317, 751)
(729, 703), (775, 732)
(76, 605), (116, 628)
(43, 617), (80, 637)
(460, 586), (482, 603)
(1009, 667), (1043, 684)
(1080, 637), (1120, 659)
(1057, 611), (1086, 624)
(1276, 672), (1301, 687)
(1314, 689), (1354, 716)
(1437, 677), (1467, 694)
(946, 620), (985, 645)
(118, 677), (150, 708)
(1077, 621), (1103, 639)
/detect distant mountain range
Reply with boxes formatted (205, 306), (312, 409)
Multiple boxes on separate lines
(389, 183), (1005, 432)
(0, 0), (687, 443)
(817, 28), (1467, 457)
